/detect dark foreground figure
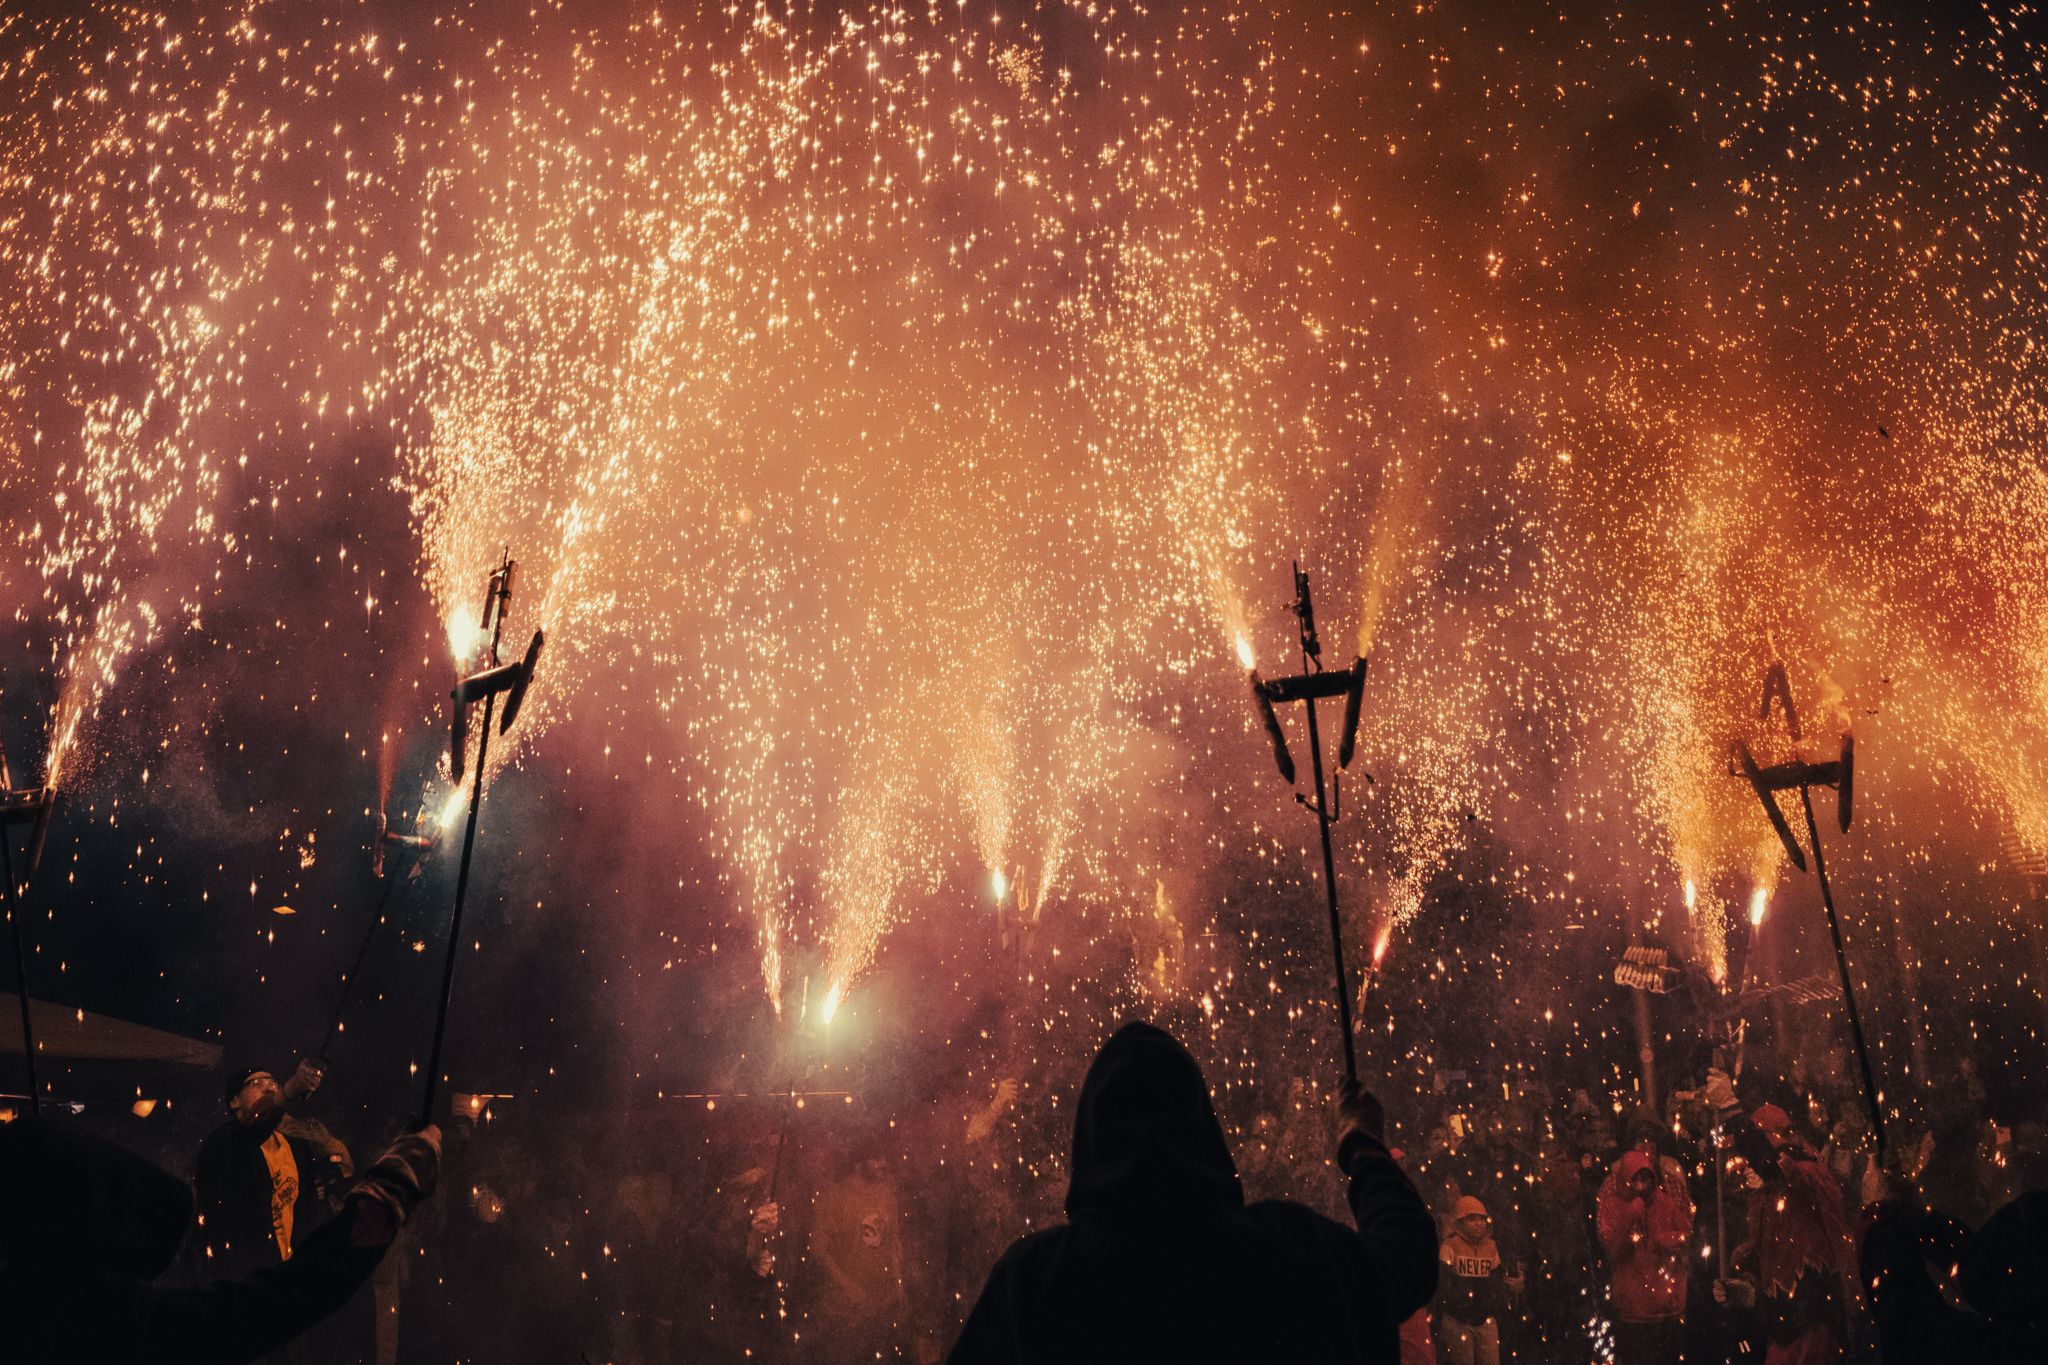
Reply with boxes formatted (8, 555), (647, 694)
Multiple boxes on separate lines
(949, 1020), (1437, 1365)
(0, 1114), (439, 1364)
(1860, 1188), (2048, 1364)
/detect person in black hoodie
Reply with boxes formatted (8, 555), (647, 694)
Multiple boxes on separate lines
(946, 1020), (1438, 1364)
(0, 1113), (439, 1364)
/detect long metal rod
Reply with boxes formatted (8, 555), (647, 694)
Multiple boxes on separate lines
(1303, 693), (1358, 1084)
(418, 694), (494, 1129)
(1800, 785), (1886, 1153)
(1713, 1118), (1728, 1278)
(768, 1067), (798, 1204)
(319, 856), (407, 1062)
(1, 825), (36, 1115)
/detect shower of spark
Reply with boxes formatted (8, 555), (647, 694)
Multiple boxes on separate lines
(3, 0), (2045, 1033)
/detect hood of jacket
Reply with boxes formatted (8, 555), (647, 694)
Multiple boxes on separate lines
(1613, 1150), (1655, 1184)
(1064, 1021), (1243, 1219)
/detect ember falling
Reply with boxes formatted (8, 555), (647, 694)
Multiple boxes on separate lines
(2, 0), (2045, 1361)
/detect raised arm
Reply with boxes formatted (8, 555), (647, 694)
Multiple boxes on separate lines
(144, 1127), (440, 1364)
(1335, 1080), (1440, 1322)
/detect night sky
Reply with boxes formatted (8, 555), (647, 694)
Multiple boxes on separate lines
(3, 0), (2045, 1158)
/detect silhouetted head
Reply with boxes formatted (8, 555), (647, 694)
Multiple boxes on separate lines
(1064, 1021), (1241, 1219)
(0, 1116), (193, 1281)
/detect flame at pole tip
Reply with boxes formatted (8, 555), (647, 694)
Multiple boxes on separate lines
(1748, 885), (1769, 928)
(990, 868), (1008, 901)
(447, 609), (486, 666)
(1234, 634), (1255, 671)
(819, 981), (843, 1026)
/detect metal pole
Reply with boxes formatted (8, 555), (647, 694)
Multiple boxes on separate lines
(1303, 693), (1358, 1084)
(1799, 786), (1885, 1153)
(319, 856), (406, 1062)
(418, 693), (494, 1129)
(768, 1070), (796, 1204)
(1, 824), (36, 1115)
(1712, 1119), (1727, 1279)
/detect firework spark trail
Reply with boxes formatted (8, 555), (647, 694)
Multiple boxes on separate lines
(3, 2), (2046, 1022)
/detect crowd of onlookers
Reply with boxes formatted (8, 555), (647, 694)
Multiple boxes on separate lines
(1375, 1053), (2046, 1364)
(6, 1027), (2043, 1363)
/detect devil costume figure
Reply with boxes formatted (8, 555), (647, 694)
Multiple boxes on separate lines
(0, 1114), (439, 1364)
(947, 1020), (1438, 1365)
(1705, 1076), (1855, 1365)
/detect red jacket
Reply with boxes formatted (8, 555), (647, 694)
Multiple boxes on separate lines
(1596, 1151), (1693, 1323)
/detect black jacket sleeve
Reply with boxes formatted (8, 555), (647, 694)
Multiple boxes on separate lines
(948, 1236), (1031, 1365)
(16, 1195), (393, 1365)
(1867, 1203), (2048, 1365)
(1337, 1133), (1440, 1323)
(139, 1194), (390, 1364)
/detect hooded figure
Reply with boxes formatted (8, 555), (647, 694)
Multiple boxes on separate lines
(0, 1114), (439, 1364)
(1596, 1149), (1692, 1364)
(947, 1021), (1437, 1364)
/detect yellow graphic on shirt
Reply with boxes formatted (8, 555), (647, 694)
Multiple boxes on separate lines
(260, 1130), (299, 1261)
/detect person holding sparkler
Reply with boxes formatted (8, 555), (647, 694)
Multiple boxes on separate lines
(947, 1020), (1436, 1365)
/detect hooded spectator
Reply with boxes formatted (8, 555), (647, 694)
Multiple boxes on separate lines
(948, 1020), (1437, 1364)
(1597, 1148), (1693, 1364)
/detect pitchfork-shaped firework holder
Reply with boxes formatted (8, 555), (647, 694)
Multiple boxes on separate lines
(1729, 661), (1883, 1152)
(1244, 566), (1370, 1083)
(418, 553), (545, 1128)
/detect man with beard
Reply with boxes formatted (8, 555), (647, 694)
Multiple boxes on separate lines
(195, 1060), (337, 1278)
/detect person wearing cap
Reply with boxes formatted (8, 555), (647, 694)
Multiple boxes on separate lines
(1436, 1196), (1517, 1365)
(194, 1059), (331, 1280)
(0, 1111), (440, 1363)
